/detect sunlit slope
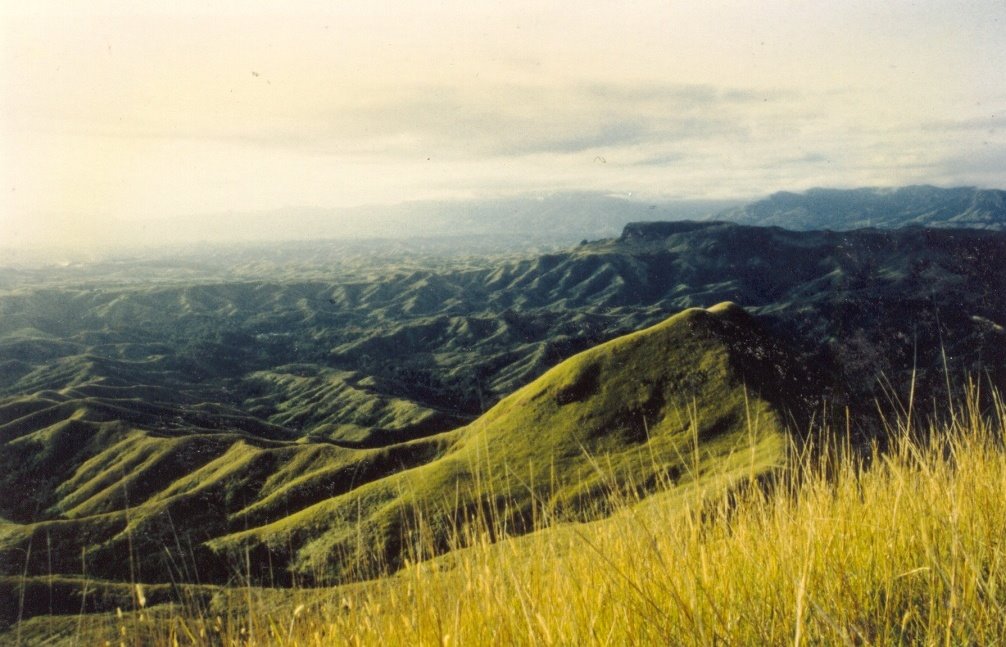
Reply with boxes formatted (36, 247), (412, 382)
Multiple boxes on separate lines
(0, 303), (805, 594)
(0, 399), (455, 586)
(458, 301), (799, 503)
(209, 302), (805, 583)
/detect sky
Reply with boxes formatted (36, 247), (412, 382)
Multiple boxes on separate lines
(2, 0), (1005, 248)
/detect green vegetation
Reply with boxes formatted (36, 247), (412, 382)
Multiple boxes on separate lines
(0, 304), (796, 595)
(9, 387), (1004, 645)
(207, 303), (794, 583)
(1, 218), (1004, 644)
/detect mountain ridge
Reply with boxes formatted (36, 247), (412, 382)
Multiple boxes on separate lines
(716, 185), (1006, 230)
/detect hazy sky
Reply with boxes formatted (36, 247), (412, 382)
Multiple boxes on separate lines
(2, 0), (1005, 247)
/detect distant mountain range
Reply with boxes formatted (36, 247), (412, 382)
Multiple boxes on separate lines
(101, 193), (740, 249)
(6, 186), (1006, 263)
(142, 185), (1006, 244)
(716, 185), (1006, 231)
(100, 185), (1006, 248)
(133, 185), (1006, 246)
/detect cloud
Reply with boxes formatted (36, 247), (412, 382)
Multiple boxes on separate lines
(8, 74), (792, 159)
(937, 145), (1006, 177)
(918, 115), (1006, 134)
(4, 1), (1006, 233)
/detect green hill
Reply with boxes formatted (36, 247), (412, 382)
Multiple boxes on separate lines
(0, 303), (807, 608)
(194, 302), (805, 583)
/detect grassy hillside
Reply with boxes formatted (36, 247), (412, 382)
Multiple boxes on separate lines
(11, 388), (1005, 645)
(2, 221), (1004, 643)
(0, 303), (803, 624)
(207, 303), (799, 583)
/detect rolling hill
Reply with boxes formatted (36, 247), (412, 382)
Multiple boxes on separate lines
(0, 303), (805, 629)
(2, 222), (1003, 445)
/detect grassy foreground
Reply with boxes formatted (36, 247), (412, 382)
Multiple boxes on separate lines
(22, 387), (1006, 645)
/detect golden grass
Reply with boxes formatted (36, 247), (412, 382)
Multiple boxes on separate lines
(37, 386), (1006, 645)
